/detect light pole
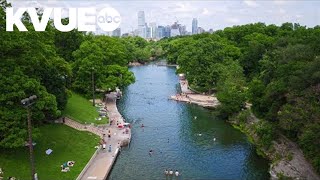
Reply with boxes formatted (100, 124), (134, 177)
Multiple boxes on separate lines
(91, 67), (95, 106)
(21, 95), (37, 180)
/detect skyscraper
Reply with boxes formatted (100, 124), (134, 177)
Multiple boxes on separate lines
(157, 26), (165, 39)
(192, 18), (198, 35)
(179, 25), (187, 35)
(145, 24), (151, 39)
(197, 27), (205, 34)
(164, 25), (171, 37)
(171, 22), (181, 37)
(149, 22), (157, 39)
(138, 11), (145, 27)
(138, 11), (146, 38)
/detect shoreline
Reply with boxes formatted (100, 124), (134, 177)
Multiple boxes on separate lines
(172, 76), (319, 179)
(230, 112), (320, 180)
(170, 79), (220, 108)
(128, 61), (143, 66)
(76, 92), (131, 180)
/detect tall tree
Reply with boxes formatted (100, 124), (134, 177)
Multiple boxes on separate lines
(72, 36), (134, 95)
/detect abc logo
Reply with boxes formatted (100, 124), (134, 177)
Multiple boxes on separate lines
(97, 8), (121, 31)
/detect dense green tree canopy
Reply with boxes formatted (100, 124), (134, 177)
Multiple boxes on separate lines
(158, 22), (320, 173)
(0, 1), (67, 147)
(1, 0), (319, 172)
(72, 36), (135, 95)
(0, 0), (136, 148)
(120, 36), (151, 63)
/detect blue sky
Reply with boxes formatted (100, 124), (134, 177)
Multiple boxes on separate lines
(9, 0), (320, 33)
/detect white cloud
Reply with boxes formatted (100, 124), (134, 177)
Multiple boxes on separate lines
(273, 0), (290, 5)
(279, 8), (286, 14)
(226, 17), (240, 23)
(243, 0), (259, 7)
(202, 8), (210, 15)
(172, 2), (198, 13)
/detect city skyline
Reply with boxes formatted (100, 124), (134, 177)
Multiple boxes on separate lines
(131, 10), (205, 39)
(9, 0), (320, 34)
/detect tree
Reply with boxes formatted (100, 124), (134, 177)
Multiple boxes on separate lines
(164, 37), (194, 64)
(54, 18), (85, 62)
(72, 36), (135, 95)
(239, 33), (274, 78)
(0, 67), (59, 148)
(177, 35), (241, 92)
(0, 1), (69, 147)
(216, 59), (247, 118)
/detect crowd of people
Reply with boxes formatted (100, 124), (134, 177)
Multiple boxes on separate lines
(174, 93), (189, 101)
(164, 169), (180, 177)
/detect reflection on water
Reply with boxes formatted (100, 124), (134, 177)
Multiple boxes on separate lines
(108, 65), (269, 180)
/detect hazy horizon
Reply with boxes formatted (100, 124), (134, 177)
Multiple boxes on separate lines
(8, 0), (320, 33)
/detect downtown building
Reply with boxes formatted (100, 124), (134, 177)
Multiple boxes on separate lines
(157, 26), (165, 39)
(170, 22), (181, 37)
(138, 11), (146, 38)
(112, 28), (121, 37)
(133, 12), (209, 39)
(192, 18), (198, 35)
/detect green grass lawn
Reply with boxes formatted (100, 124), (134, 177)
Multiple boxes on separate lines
(0, 124), (100, 180)
(63, 92), (108, 125)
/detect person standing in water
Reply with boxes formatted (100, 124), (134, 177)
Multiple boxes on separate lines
(175, 170), (179, 177)
(164, 169), (168, 176)
(149, 149), (153, 156)
(169, 169), (173, 176)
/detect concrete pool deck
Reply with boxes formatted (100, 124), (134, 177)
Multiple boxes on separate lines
(77, 92), (131, 180)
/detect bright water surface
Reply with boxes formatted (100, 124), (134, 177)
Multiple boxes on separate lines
(109, 65), (269, 180)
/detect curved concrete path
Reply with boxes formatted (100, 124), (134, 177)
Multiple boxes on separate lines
(78, 92), (131, 180)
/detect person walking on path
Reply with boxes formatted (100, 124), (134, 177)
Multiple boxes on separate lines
(108, 130), (111, 138)
(100, 138), (106, 151)
(102, 142), (106, 151)
(108, 144), (112, 152)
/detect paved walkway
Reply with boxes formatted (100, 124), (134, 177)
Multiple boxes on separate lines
(78, 92), (131, 180)
(64, 118), (104, 137)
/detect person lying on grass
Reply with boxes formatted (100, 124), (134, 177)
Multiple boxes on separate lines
(61, 164), (70, 172)
(67, 161), (75, 167)
(61, 161), (75, 172)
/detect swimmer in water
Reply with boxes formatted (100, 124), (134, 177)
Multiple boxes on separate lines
(164, 169), (169, 175)
(141, 124), (145, 128)
(175, 170), (179, 177)
(169, 169), (173, 176)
